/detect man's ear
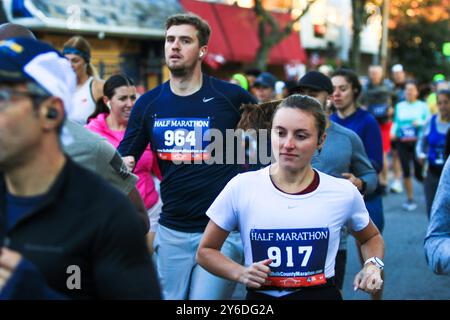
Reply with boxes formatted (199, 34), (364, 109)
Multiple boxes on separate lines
(199, 46), (207, 60)
(39, 97), (65, 130)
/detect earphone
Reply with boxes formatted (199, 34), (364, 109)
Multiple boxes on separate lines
(46, 108), (58, 119)
(106, 101), (111, 110)
(199, 52), (204, 58)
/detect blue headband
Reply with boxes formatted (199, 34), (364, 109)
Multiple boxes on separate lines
(62, 46), (90, 63)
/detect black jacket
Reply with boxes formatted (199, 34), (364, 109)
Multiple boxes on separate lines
(0, 158), (160, 299)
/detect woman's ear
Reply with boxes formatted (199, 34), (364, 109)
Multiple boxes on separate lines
(103, 96), (110, 109)
(318, 132), (327, 147)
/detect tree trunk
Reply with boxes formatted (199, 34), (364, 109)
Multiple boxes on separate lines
(253, 44), (271, 71)
(252, 0), (315, 71)
(351, 0), (364, 73)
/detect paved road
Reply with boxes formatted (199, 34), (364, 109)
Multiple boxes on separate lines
(343, 179), (450, 300)
(232, 179), (450, 300)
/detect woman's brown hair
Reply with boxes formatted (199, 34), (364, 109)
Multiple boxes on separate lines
(63, 36), (98, 78)
(237, 99), (282, 131)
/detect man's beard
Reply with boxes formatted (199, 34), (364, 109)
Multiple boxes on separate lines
(168, 60), (197, 78)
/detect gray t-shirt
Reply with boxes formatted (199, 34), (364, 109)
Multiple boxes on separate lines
(424, 157), (450, 275)
(312, 121), (378, 250)
(62, 120), (137, 195)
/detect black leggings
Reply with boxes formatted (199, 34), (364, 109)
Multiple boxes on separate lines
(424, 167), (443, 218)
(397, 141), (422, 180)
(334, 250), (347, 291)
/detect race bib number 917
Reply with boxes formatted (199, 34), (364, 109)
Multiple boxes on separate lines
(153, 117), (210, 161)
(250, 228), (329, 288)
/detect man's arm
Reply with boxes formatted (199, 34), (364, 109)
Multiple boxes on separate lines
(0, 248), (67, 299)
(118, 95), (151, 162)
(363, 117), (384, 173)
(94, 143), (149, 233)
(424, 159), (450, 275)
(92, 199), (161, 299)
(128, 187), (150, 233)
(63, 120), (138, 196)
(348, 132), (378, 194)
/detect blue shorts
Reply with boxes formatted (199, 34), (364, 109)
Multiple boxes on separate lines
(153, 225), (244, 300)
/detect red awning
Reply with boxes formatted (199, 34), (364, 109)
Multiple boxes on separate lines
(180, 0), (306, 68)
(178, 0), (232, 69)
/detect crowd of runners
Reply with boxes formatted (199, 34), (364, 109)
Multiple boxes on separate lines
(0, 13), (449, 300)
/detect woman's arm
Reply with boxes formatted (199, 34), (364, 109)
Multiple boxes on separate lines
(416, 118), (431, 164)
(197, 221), (271, 288)
(351, 221), (385, 293)
(92, 79), (105, 103)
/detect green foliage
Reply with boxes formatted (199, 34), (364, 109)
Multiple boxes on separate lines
(390, 16), (450, 83)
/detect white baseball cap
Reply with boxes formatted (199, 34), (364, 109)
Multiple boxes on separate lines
(391, 64), (404, 73)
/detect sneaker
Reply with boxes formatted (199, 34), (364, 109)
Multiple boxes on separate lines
(402, 199), (417, 211)
(390, 180), (403, 193)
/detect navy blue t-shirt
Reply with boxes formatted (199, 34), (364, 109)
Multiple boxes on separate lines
(330, 108), (383, 173)
(6, 192), (46, 231)
(118, 74), (257, 232)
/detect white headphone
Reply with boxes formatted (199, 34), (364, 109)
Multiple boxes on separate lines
(199, 52), (204, 58)
(106, 101), (111, 110)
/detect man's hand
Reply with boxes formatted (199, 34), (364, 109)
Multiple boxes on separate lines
(0, 248), (22, 291)
(353, 263), (383, 294)
(122, 156), (136, 171)
(342, 173), (363, 191)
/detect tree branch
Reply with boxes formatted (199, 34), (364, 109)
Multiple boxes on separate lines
(252, 0), (318, 70)
(280, 0), (316, 40)
(254, 0), (280, 35)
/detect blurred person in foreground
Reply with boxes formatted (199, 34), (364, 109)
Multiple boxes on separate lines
(0, 38), (160, 299)
(424, 157), (450, 275)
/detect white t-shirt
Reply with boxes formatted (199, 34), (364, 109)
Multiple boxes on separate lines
(69, 77), (96, 124)
(206, 166), (369, 297)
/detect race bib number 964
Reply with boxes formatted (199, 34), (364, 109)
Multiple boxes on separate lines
(153, 117), (210, 161)
(250, 228), (329, 288)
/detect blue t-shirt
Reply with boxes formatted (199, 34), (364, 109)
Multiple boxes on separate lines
(330, 108), (383, 173)
(6, 192), (46, 231)
(118, 74), (257, 232)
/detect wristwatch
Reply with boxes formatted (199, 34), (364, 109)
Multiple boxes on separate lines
(364, 256), (384, 270)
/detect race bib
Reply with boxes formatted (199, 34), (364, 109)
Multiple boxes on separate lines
(433, 146), (445, 166)
(250, 228), (329, 288)
(369, 104), (389, 119)
(400, 126), (417, 141)
(153, 117), (211, 161)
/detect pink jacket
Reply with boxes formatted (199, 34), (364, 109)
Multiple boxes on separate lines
(86, 113), (160, 209)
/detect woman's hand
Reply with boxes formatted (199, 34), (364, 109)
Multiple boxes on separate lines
(238, 259), (272, 289)
(353, 263), (383, 294)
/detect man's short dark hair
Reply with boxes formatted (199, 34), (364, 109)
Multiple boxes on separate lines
(165, 13), (211, 47)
